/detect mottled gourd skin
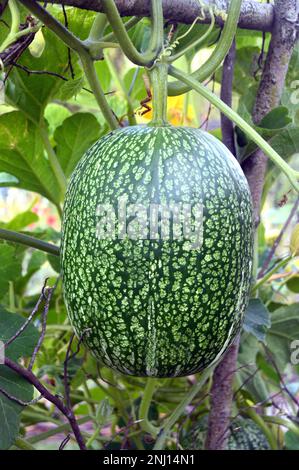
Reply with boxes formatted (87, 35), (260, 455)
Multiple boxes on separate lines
(61, 125), (253, 377)
(181, 417), (270, 450)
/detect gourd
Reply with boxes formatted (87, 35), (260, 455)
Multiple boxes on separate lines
(61, 120), (253, 377)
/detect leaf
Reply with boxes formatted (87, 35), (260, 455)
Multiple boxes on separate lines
(54, 112), (102, 176)
(2, 211), (38, 231)
(0, 111), (60, 204)
(5, 7), (94, 124)
(0, 307), (39, 361)
(0, 245), (22, 298)
(0, 307), (39, 450)
(267, 304), (299, 371)
(285, 431), (299, 450)
(287, 276), (299, 294)
(243, 298), (271, 342)
(0, 367), (33, 450)
(237, 333), (269, 402)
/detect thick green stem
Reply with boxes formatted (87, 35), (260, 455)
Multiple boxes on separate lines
(14, 437), (36, 450)
(80, 52), (119, 129)
(40, 124), (67, 198)
(168, 0), (242, 95)
(139, 379), (160, 436)
(0, 228), (60, 256)
(102, 0), (163, 66)
(88, 13), (108, 41)
(154, 366), (214, 450)
(169, 66), (299, 192)
(245, 407), (278, 450)
(148, 61), (169, 127)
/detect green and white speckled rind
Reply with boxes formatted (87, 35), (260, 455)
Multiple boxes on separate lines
(61, 125), (253, 377)
(181, 416), (270, 450)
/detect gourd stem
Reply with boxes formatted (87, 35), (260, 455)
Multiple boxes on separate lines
(154, 366), (214, 450)
(102, 0), (163, 67)
(0, 228), (60, 256)
(169, 66), (299, 193)
(139, 379), (160, 437)
(88, 13), (108, 42)
(80, 52), (119, 130)
(149, 61), (169, 127)
(168, 0), (242, 95)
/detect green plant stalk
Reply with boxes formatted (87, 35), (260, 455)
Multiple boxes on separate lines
(27, 416), (91, 444)
(102, 16), (142, 43)
(102, 0), (163, 66)
(148, 60), (169, 126)
(88, 13), (108, 42)
(14, 437), (36, 450)
(168, 0), (242, 95)
(154, 366), (214, 450)
(40, 124), (67, 198)
(104, 51), (137, 125)
(139, 379), (160, 436)
(80, 52), (119, 129)
(169, 66), (299, 192)
(10, 0), (20, 35)
(86, 426), (104, 449)
(245, 407), (278, 450)
(0, 228), (60, 256)
(19, 0), (119, 130)
(262, 416), (299, 437)
(252, 254), (293, 294)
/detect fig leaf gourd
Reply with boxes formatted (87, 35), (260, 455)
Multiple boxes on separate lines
(61, 125), (253, 377)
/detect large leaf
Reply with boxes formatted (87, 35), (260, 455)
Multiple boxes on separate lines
(237, 333), (269, 402)
(267, 304), (299, 371)
(54, 112), (102, 177)
(0, 244), (22, 298)
(5, 7), (94, 124)
(0, 307), (39, 449)
(243, 298), (271, 342)
(0, 111), (60, 203)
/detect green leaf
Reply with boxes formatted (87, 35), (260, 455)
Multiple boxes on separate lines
(243, 298), (271, 342)
(2, 211), (38, 231)
(0, 112), (60, 204)
(0, 307), (39, 361)
(267, 304), (299, 371)
(54, 113), (102, 177)
(287, 276), (299, 293)
(0, 245), (22, 298)
(237, 333), (269, 402)
(0, 307), (39, 450)
(285, 430), (299, 450)
(5, 7), (94, 124)
(0, 367), (33, 450)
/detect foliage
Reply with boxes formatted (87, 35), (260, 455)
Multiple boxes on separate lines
(0, 1), (298, 451)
